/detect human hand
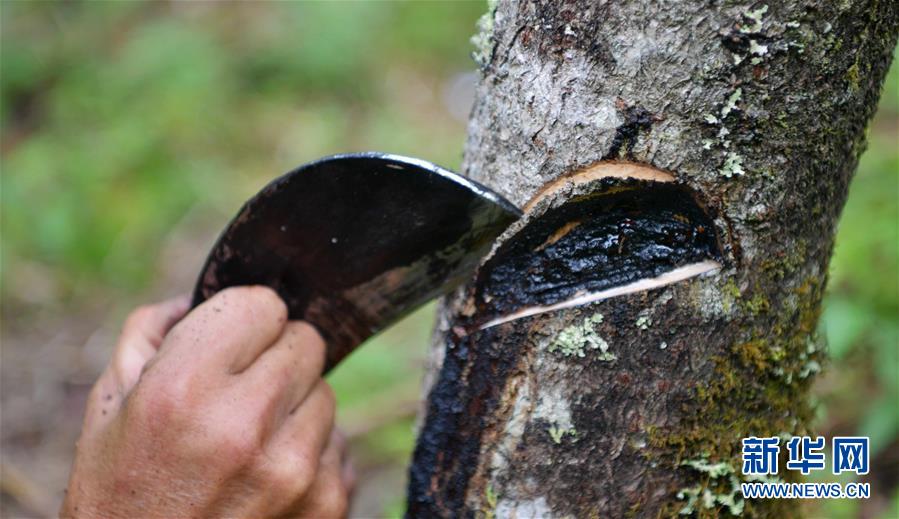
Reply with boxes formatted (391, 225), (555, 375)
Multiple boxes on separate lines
(61, 287), (353, 518)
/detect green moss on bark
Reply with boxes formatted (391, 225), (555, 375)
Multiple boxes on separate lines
(647, 276), (825, 517)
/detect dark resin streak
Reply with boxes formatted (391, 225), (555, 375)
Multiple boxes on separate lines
(408, 179), (722, 517)
(475, 179), (721, 319)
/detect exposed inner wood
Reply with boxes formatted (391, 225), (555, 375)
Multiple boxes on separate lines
(478, 259), (721, 329)
(523, 161), (675, 212)
(534, 220), (582, 252)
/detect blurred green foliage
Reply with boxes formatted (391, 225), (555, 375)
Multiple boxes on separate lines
(1, 2), (897, 517)
(1, 1), (483, 296)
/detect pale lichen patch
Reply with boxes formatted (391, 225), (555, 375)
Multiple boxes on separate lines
(548, 313), (615, 360)
(689, 275), (735, 320)
(740, 4), (769, 33)
(488, 375), (532, 476)
(721, 88), (743, 118)
(548, 424), (578, 444)
(797, 335), (824, 379)
(636, 314), (652, 330)
(532, 383), (581, 445)
(720, 152), (746, 177)
(749, 40), (769, 65)
(532, 385), (574, 430)
(749, 39), (769, 56)
(717, 125), (731, 142)
(676, 459), (745, 516)
(471, 0), (499, 68)
(704, 84), (748, 177)
(705, 3), (774, 180)
(484, 485), (498, 519)
(495, 496), (553, 519)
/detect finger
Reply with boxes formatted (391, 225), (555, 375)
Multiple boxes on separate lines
(265, 380), (336, 467)
(287, 429), (350, 518)
(110, 294), (191, 393)
(327, 429), (355, 494)
(256, 381), (335, 514)
(335, 430), (356, 493)
(85, 295), (189, 429)
(241, 321), (326, 425)
(160, 285), (288, 374)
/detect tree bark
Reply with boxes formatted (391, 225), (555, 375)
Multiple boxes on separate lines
(407, 1), (897, 517)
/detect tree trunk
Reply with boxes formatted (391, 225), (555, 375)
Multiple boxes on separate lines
(407, 0), (897, 517)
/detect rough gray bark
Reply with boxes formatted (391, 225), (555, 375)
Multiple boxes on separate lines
(408, 1), (897, 517)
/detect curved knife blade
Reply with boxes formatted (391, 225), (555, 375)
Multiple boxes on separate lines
(192, 152), (521, 372)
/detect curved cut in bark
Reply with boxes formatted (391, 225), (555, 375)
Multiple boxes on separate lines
(522, 161), (676, 213)
(408, 0), (897, 517)
(473, 176), (723, 329)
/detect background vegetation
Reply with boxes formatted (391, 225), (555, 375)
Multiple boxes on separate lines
(1, 2), (895, 517)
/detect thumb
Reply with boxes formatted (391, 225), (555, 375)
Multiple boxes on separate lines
(110, 294), (191, 393)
